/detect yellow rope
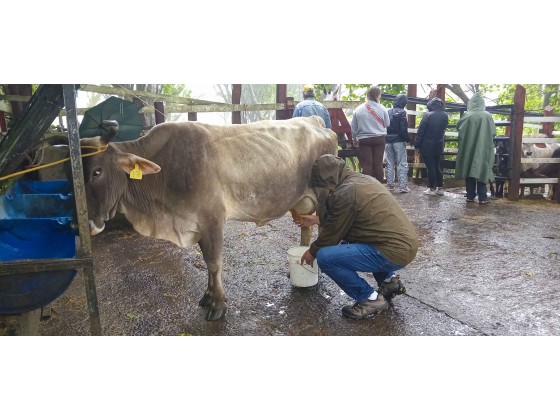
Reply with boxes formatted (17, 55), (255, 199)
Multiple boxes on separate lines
(0, 145), (108, 182)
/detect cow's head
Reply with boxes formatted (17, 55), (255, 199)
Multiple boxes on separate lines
(78, 122), (161, 235)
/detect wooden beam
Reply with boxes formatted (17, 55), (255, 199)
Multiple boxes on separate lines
(520, 158), (560, 164)
(521, 138), (560, 144)
(0, 258), (93, 275)
(520, 178), (558, 184)
(79, 84), (223, 106)
(525, 115), (560, 123)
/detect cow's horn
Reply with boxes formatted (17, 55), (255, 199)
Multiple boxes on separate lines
(101, 120), (119, 143)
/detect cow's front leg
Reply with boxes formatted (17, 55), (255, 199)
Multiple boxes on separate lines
(197, 222), (226, 321)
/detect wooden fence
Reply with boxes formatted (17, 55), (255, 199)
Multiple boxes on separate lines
(1, 84), (559, 201)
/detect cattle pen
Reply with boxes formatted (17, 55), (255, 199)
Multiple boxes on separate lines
(4, 84), (557, 202)
(1, 83), (560, 336)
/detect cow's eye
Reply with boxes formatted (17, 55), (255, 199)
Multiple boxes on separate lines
(93, 168), (102, 179)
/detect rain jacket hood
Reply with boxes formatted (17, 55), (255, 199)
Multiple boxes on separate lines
(311, 155), (353, 222)
(455, 92), (497, 181)
(427, 97), (444, 111)
(311, 154), (350, 191)
(393, 94), (408, 109)
(467, 91), (486, 112)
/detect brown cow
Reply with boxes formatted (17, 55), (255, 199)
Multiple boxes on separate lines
(76, 116), (337, 320)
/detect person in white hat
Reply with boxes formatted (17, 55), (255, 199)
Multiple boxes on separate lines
(292, 84), (332, 129)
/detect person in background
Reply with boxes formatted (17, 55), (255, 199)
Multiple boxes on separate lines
(292, 154), (419, 320)
(414, 97), (449, 196)
(351, 85), (390, 183)
(385, 94), (411, 193)
(292, 84), (332, 129)
(454, 91), (496, 204)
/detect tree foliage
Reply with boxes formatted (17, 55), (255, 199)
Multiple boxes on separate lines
(494, 84), (560, 113)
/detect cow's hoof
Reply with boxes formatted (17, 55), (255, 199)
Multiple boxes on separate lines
(199, 293), (213, 307)
(205, 307), (227, 321)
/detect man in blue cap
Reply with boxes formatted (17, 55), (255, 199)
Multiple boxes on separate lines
(292, 84), (332, 129)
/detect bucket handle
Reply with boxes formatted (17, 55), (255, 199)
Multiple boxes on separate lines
(296, 261), (320, 274)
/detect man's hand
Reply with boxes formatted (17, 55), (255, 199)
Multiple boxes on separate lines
(300, 249), (316, 267)
(291, 213), (320, 228)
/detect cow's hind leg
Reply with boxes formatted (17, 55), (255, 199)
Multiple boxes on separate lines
(197, 220), (227, 321)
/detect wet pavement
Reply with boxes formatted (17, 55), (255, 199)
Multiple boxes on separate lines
(6, 182), (560, 336)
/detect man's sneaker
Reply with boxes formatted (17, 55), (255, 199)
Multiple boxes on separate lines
(424, 188), (437, 196)
(341, 295), (388, 319)
(466, 198), (475, 203)
(378, 275), (406, 301)
(387, 184), (395, 191)
(399, 186), (411, 193)
(478, 198), (490, 204)
(435, 187), (445, 196)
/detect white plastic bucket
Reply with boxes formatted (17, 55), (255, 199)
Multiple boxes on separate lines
(287, 246), (319, 287)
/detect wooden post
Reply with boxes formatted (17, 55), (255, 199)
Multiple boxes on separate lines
(276, 84), (291, 120)
(436, 84), (446, 105)
(541, 105), (554, 137)
(232, 84), (242, 124)
(5, 85), (32, 118)
(154, 101), (165, 125)
(508, 84), (526, 200)
(407, 84), (418, 178)
(62, 85), (102, 336)
(556, 166), (560, 204)
(407, 84), (417, 136)
(0, 111), (6, 132)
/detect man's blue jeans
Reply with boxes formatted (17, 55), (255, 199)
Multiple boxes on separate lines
(316, 243), (404, 302)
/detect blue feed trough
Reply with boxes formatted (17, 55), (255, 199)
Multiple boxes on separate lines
(0, 180), (78, 314)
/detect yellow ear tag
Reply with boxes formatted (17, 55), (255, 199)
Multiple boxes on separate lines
(130, 164), (143, 180)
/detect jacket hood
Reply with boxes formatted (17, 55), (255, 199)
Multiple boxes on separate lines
(427, 97), (444, 111)
(393, 94), (408, 109)
(467, 91), (486, 112)
(311, 154), (348, 190)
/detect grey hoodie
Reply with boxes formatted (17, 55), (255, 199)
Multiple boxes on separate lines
(351, 99), (390, 141)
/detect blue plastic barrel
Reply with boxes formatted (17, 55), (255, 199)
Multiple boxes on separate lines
(0, 181), (78, 314)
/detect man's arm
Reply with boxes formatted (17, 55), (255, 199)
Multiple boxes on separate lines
(309, 193), (357, 257)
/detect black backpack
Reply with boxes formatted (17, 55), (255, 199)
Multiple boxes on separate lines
(387, 108), (409, 143)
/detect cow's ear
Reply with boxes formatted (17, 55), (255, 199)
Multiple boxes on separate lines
(116, 153), (161, 175)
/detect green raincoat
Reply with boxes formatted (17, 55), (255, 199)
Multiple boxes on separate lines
(454, 92), (497, 181)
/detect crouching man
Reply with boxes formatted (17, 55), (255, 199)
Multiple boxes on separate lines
(293, 154), (419, 319)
